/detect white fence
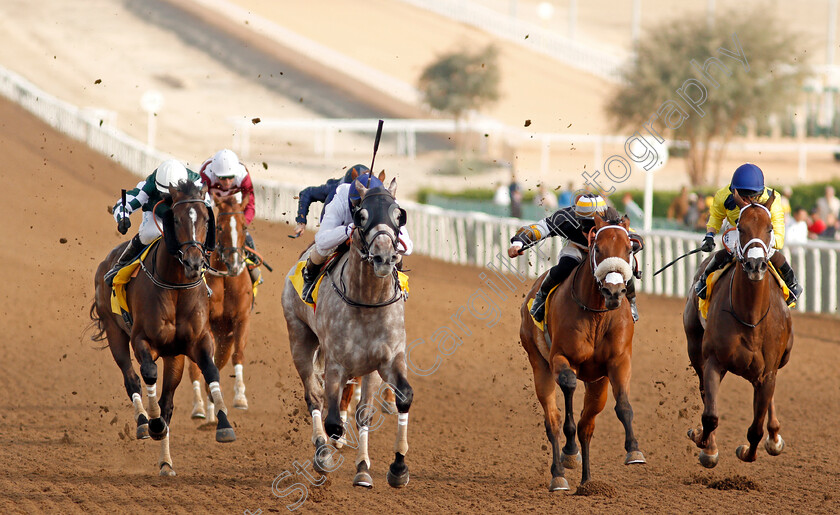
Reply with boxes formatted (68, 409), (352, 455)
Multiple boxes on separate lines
(2, 64), (838, 314)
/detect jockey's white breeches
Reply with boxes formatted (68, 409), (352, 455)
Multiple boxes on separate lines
(559, 242), (585, 261)
(138, 211), (164, 245)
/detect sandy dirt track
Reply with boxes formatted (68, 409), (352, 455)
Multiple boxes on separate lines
(1, 96), (839, 513)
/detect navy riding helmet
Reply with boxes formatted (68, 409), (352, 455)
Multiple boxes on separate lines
(730, 163), (764, 197)
(342, 164), (370, 184)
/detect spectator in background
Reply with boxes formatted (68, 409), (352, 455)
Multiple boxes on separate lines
(785, 207), (809, 244)
(816, 185), (840, 220)
(821, 212), (839, 240)
(509, 174), (523, 218)
(493, 181), (510, 206)
(534, 183), (558, 213)
(808, 208), (826, 239)
(621, 192), (644, 226)
(684, 193), (710, 231)
(557, 181), (575, 208)
(667, 186), (690, 223)
(780, 186), (793, 223)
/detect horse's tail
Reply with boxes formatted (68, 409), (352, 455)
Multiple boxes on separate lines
(89, 300), (107, 343)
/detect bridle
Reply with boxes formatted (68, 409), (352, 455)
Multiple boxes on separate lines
(724, 202), (774, 328)
(571, 223), (632, 313)
(208, 210), (247, 277)
(352, 190), (404, 263)
(147, 198), (213, 291)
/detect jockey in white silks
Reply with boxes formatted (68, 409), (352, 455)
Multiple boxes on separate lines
(301, 172), (413, 299)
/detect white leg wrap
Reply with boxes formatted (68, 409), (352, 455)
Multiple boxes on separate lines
(234, 364), (244, 381)
(145, 384), (160, 419)
(159, 432), (172, 468)
(311, 409), (326, 444)
(208, 381), (227, 415)
(132, 392), (147, 421)
(192, 380), (201, 392)
(394, 413), (409, 455)
(355, 426), (371, 468)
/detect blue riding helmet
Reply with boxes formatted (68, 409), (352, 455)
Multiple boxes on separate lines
(342, 164), (370, 184)
(349, 172), (384, 203)
(730, 163), (764, 197)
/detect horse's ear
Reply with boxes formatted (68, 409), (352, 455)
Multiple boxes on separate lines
(593, 211), (607, 229)
(763, 189), (776, 209)
(732, 189), (748, 208)
(205, 205), (216, 250)
(354, 179), (368, 200)
(351, 168), (359, 181)
(388, 178), (397, 198)
(621, 214), (631, 229)
(378, 170), (386, 182)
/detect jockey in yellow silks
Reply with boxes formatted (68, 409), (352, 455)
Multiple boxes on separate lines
(694, 163), (802, 306)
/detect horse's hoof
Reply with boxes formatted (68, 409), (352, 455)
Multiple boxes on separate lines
(159, 463), (176, 477)
(624, 450), (646, 465)
(687, 428), (700, 444)
(735, 445), (754, 462)
(561, 451), (581, 469)
(148, 418), (168, 441)
(136, 423), (150, 440)
(765, 435), (785, 456)
(215, 410), (236, 443)
(387, 467), (409, 488)
(699, 450), (719, 468)
(353, 471), (373, 488)
(233, 395), (248, 410)
(313, 437), (334, 474)
(191, 405), (206, 419)
(331, 435), (345, 450)
(548, 476), (570, 492)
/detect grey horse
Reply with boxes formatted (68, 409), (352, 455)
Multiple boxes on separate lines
(282, 178), (414, 489)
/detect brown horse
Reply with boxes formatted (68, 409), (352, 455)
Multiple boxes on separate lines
(683, 190), (793, 468)
(91, 180), (235, 476)
(188, 193), (254, 421)
(519, 209), (645, 491)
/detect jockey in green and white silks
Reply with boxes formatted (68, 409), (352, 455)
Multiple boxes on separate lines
(104, 159), (208, 285)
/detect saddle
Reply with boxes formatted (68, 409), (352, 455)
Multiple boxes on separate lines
(527, 283), (561, 333)
(109, 238), (161, 327)
(698, 260), (793, 319)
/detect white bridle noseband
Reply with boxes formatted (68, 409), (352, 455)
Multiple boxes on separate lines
(735, 203), (773, 262)
(590, 225), (633, 286)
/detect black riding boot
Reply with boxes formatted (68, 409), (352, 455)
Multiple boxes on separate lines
(627, 277), (639, 322)
(301, 257), (321, 303)
(530, 256), (579, 323)
(694, 249), (731, 299)
(777, 261), (803, 307)
(244, 232), (263, 285)
(104, 235), (145, 286)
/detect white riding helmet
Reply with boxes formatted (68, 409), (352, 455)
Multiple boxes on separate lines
(209, 149), (245, 179)
(154, 159), (189, 194)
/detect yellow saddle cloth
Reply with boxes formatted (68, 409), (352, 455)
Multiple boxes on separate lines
(699, 261), (793, 319)
(288, 257), (410, 308)
(109, 238), (160, 316)
(527, 283), (561, 332)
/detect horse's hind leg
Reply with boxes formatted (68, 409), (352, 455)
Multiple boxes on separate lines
(578, 378), (609, 485)
(551, 355), (581, 470)
(192, 332), (236, 443)
(156, 355), (184, 477)
(736, 374), (776, 462)
(764, 394), (785, 456)
(529, 351), (573, 491)
(134, 337), (164, 440)
(688, 357), (724, 468)
(230, 318), (250, 410)
(107, 329), (150, 439)
(607, 357), (646, 468)
(286, 318), (328, 455)
(378, 359), (414, 488)
(334, 380), (357, 449)
(352, 374), (381, 488)
(187, 360), (206, 420)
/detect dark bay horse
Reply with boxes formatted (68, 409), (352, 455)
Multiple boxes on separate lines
(282, 177), (412, 489)
(189, 193), (254, 420)
(519, 209), (645, 491)
(91, 180), (235, 476)
(684, 190), (793, 468)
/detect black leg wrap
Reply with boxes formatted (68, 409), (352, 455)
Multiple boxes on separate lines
(149, 417), (167, 440)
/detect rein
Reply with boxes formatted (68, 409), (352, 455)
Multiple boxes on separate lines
(140, 244), (209, 293)
(723, 267), (771, 328)
(723, 202), (774, 328)
(570, 224), (631, 313)
(329, 260), (404, 308)
(207, 210), (247, 277)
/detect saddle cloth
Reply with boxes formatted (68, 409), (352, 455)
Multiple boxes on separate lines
(109, 238), (160, 316)
(699, 261), (793, 319)
(527, 283), (561, 332)
(288, 255), (410, 309)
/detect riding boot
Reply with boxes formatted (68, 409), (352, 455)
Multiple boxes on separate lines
(301, 257), (321, 303)
(695, 249), (731, 299)
(104, 235), (145, 286)
(530, 256), (579, 323)
(777, 262), (803, 307)
(248, 266), (262, 286)
(627, 278), (639, 322)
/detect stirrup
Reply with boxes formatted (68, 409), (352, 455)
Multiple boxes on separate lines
(630, 301), (639, 323)
(104, 265), (122, 286)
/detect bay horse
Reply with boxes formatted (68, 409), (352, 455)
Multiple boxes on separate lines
(282, 177), (412, 489)
(91, 180), (235, 476)
(519, 208), (645, 491)
(188, 192), (254, 421)
(683, 190), (793, 468)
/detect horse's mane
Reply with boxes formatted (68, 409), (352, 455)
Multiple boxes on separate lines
(175, 179), (202, 199)
(602, 207), (623, 225)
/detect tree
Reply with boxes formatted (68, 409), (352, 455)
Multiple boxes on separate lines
(607, 9), (807, 186)
(418, 44), (501, 151)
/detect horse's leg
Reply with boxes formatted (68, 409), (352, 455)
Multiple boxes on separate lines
(529, 351), (572, 491)
(315, 361), (345, 474)
(157, 355), (184, 477)
(578, 377), (609, 485)
(335, 380), (356, 449)
(689, 357), (724, 468)
(287, 320), (327, 455)
(187, 360), (206, 420)
(764, 394), (785, 456)
(192, 332), (236, 443)
(608, 357), (646, 467)
(106, 328), (149, 439)
(203, 325), (235, 424)
(353, 374), (380, 488)
(550, 354), (580, 468)
(379, 358), (414, 489)
(736, 374), (776, 462)
(230, 315), (251, 410)
(133, 337), (165, 440)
